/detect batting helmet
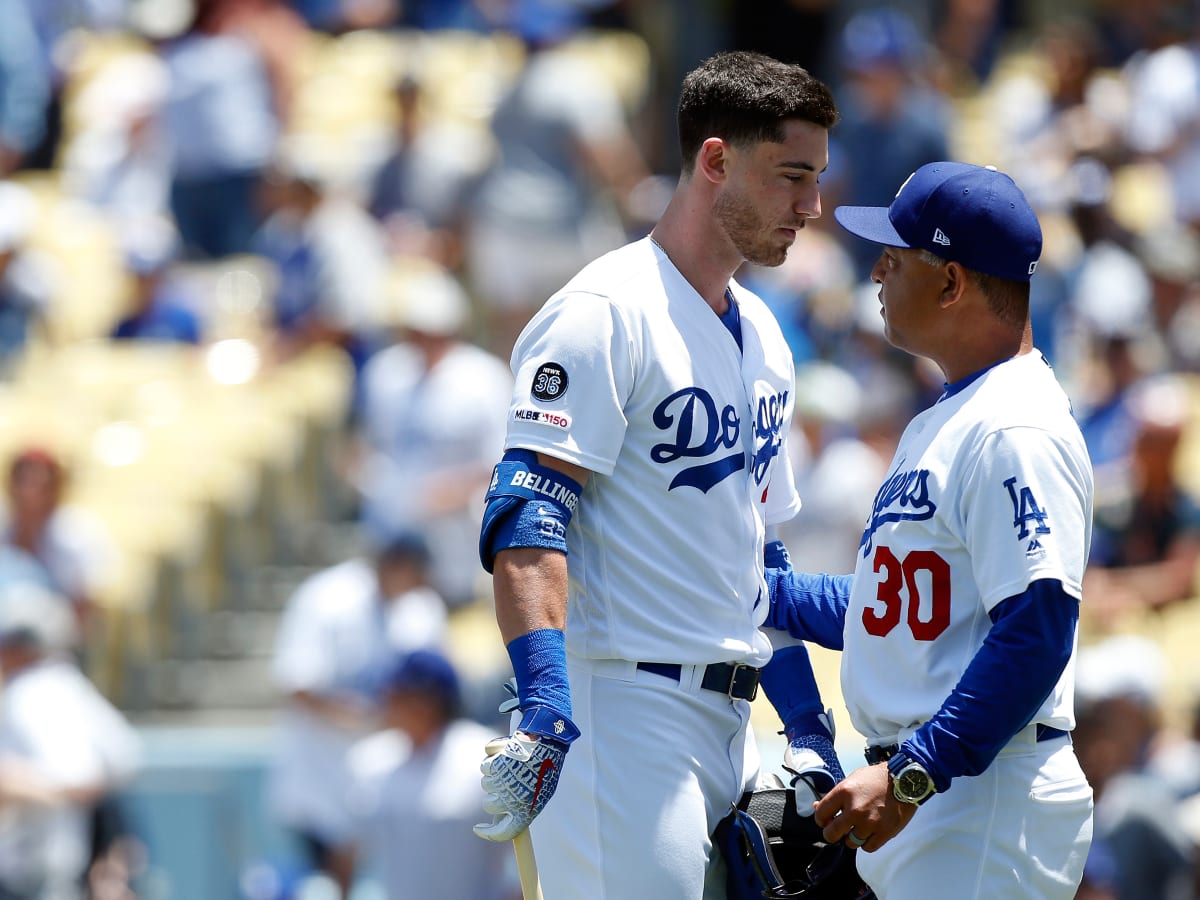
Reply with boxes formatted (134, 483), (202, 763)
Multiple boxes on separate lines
(714, 781), (875, 899)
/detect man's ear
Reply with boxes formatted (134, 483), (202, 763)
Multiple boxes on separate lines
(696, 137), (730, 185)
(939, 261), (970, 310)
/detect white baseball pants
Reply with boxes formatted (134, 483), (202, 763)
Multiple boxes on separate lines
(527, 655), (760, 900)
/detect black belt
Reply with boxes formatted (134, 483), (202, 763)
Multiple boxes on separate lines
(636, 661), (761, 701)
(864, 724), (1070, 765)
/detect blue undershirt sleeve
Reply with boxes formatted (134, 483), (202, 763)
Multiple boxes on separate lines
(903, 579), (1078, 792)
(764, 567), (852, 651)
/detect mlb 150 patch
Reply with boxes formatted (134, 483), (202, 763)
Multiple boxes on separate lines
(513, 407), (572, 429)
(531, 363), (569, 401)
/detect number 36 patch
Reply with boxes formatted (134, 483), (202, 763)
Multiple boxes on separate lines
(531, 362), (569, 401)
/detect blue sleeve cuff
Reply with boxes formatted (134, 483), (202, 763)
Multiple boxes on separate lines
(518, 705), (580, 745)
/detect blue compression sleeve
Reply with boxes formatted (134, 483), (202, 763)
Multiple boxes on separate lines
(759, 643), (826, 737)
(759, 643), (846, 779)
(903, 579), (1078, 792)
(507, 628), (573, 719)
(764, 568), (853, 650)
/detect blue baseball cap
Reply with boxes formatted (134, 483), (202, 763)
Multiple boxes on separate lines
(834, 161), (1043, 282)
(840, 8), (924, 73)
(384, 648), (461, 707)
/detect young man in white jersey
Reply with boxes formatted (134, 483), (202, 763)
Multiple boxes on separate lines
(765, 161), (1095, 899)
(473, 51), (848, 898)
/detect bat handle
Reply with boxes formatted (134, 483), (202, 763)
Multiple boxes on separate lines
(485, 738), (545, 900)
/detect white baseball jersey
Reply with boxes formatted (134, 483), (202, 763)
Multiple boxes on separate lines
(840, 351), (1093, 741)
(505, 237), (802, 666)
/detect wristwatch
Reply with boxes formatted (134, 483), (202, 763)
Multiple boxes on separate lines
(887, 751), (936, 806)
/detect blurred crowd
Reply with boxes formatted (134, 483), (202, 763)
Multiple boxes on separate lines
(0, 0), (1197, 897)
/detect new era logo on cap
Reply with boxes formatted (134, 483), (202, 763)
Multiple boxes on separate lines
(833, 162), (1043, 282)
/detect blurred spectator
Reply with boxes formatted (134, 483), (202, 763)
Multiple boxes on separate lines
(0, 181), (55, 377)
(0, 580), (142, 900)
(1092, 0), (1185, 68)
(289, 0), (399, 33)
(1084, 375), (1200, 628)
(1136, 220), (1200, 373)
(1058, 157), (1156, 410)
(728, 0), (835, 77)
(158, 0), (290, 258)
(464, 0), (656, 354)
(0, 446), (116, 643)
(351, 262), (511, 609)
(930, 0), (1010, 90)
(1076, 329), (1155, 486)
(825, 7), (952, 282)
(1123, 13), (1200, 229)
(59, 50), (174, 233)
(19, 0), (130, 172)
(266, 532), (447, 896)
(0, 0), (51, 176)
(1151, 693), (1200, 807)
(1073, 635), (1197, 900)
(189, 0), (309, 117)
(366, 71), (492, 270)
(251, 142), (389, 396)
(989, 17), (1125, 212)
(1166, 710), (1200, 898)
(110, 216), (203, 345)
(395, 0), (495, 31)
(338, 648), (520, 900)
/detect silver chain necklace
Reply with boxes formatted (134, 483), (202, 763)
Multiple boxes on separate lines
(649, 235), (735, 308)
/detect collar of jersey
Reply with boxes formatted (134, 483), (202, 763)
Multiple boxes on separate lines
(938, 356), (1010, 402)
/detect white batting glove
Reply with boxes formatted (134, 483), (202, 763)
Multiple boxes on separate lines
(474, 730), (569, 841)
(783, 709), (843, 812)
(474, 681), (581, 842)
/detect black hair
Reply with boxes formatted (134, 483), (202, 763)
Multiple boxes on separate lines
(917, 249), (1030, 327)
(677, 51), (839, 170)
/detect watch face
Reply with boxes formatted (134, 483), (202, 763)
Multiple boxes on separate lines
(896, 766), (933, 803)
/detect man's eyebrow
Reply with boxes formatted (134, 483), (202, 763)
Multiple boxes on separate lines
(779, 161), (828, 174)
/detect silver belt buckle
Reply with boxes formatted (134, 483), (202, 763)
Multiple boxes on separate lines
(727, 662), (759, 701)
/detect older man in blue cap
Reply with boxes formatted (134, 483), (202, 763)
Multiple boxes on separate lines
(764, 161), (1095, 899)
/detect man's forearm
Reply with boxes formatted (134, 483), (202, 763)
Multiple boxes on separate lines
(493, 546), (569, 643)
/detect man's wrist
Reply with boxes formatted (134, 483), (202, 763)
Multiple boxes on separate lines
(517, 705), (580, 745)
(887, 749), (937, 806)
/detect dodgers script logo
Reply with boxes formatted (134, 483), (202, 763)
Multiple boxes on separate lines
(650, 387), (787, 492)
(859, 467), (937, 554)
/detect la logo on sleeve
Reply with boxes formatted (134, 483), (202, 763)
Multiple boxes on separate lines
(1003, 477), (1050, 540)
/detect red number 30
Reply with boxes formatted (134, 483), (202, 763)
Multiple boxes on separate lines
(862, 546), (951, 641)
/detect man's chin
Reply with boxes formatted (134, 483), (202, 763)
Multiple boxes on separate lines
(749, 246), (790, 268)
